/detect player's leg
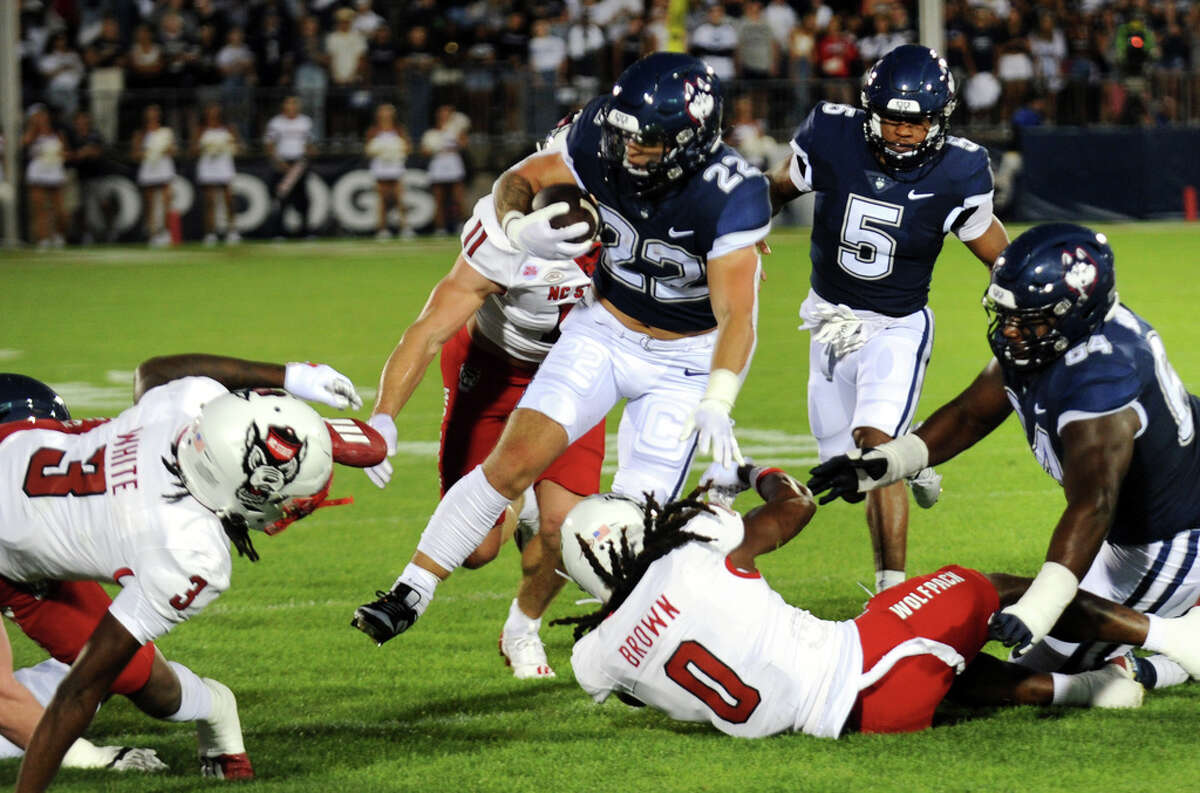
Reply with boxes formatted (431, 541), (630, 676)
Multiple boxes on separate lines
(202, 185), (218, 243)
(50, 186), (67, 245)
(222, 184), (239, 242)
(375, 180), (389, 237)
(0, 620), (43, 749)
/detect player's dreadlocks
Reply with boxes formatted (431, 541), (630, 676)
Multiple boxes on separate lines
(161, 444), (260, 562)
(551, 486), (714, 641)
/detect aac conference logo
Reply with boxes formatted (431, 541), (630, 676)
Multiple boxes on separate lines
(83, 167), (437, 237)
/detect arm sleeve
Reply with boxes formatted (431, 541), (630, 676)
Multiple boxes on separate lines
(710, 174), (772, 260)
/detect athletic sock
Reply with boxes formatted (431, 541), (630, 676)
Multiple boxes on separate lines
(503, 598), (541, 637)
(395, 563), (441, 619)
(876, 569), (906, 593)
(164, 661), (214, 722)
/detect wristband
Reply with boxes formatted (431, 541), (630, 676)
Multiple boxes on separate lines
(703, 368), (741, 409)
(749, 466), (784, 498)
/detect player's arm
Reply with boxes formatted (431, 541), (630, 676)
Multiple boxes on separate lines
(133, 354), (361, 410)
(15, 612), (140, 793)
(807, 359), (1013, 504)
(492, 151), (592, 259)
(0, 622), (43, 750)
(964, 216), (1009, 267)
(764, 154), (803, 216)
(990, 409), (1140, 653)
(721, 466), (816, 572)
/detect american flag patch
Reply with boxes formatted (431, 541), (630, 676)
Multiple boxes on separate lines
(591, 525), (611, 542)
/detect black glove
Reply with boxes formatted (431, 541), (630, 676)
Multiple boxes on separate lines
(987, 611), (1034, 655)
(806, 450), (889, 505)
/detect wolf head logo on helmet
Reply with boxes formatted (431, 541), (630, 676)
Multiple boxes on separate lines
(236, 420), (307, 513)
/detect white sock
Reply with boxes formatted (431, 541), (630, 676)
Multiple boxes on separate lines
(1141, 613), (1168, 652)
(416, 466), (512, 572)
(164, 661), (214, 722)
(1049, 672), (1079, 705)
(503, 598), (540, 636)
(395, 563), (441, 618)
(1146, 654), (1190, 688)
(876, 569), (906, 593)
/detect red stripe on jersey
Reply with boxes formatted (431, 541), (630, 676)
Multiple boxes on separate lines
(112, 567), (134, 583)
(724, 557), (761, 579)
(465, 220), (487, 257)
(0, 417), (111, 444)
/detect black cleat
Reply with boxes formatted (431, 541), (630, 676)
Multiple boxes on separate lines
(351, 584), (422, 645)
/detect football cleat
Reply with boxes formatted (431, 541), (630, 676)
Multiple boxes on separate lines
(196, 678), (250, 777)
(907, 466), (942, 509)
(499, 629), (556, 680)
(1074, 658), (1144, 709)
(351, 584), (422, 645)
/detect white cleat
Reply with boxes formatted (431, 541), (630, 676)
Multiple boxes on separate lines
(196, 678), (254, 779)
(907, 466), (942, 509)
(203, 232), (219, 247)
(499, 629), (556, 680)
(1076, 659), (1145, 708)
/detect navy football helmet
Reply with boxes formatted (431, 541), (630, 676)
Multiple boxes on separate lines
(600, 52), (723, 197)
(0, 374), (70, 423)
(861, 44), (957, 171)
(984, 223), (1118, 372)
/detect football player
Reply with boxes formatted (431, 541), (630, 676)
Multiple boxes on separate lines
(0, 355), (380, 792)
(362, 180), (605, 679)
(352, 52), (771, 647)
(766, 45), (1011, 593)
(808, 223), (1200, 689)
(557, 461), (1200, 738)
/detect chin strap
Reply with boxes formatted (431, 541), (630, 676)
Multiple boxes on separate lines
(264, 475), (353, 536)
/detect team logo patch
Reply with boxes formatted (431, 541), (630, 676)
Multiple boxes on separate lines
(237, 423), (306, 509)
(684, 78), (715, 125)
(458, 364), (480, 393)
(867, 171), (895, 193)
(522, 264), (539, 279)
(1062, 247), (1098, 295)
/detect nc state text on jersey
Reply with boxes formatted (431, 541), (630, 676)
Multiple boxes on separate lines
(548, 285), (587, 302)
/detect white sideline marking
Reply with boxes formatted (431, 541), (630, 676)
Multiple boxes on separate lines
(0, 349), (21, 361)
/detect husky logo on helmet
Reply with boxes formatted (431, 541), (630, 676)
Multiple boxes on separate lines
(684, 78), (715, 125)
(1063, 249), (1098, 296)
(235, 423), (306, 511)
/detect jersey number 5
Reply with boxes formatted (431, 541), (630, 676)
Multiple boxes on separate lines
(664, 640), (761, 724)
(839, 194), (903, 279)
(23, 446), (107, 497)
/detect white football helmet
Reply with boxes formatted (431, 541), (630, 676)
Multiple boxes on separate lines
(560, 493), (647, 602)
(175, 389), (334, 534)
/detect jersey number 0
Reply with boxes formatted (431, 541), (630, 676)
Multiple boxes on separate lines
(664, 640), (761, 724)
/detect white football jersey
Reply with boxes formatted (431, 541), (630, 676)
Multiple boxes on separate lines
(265, 114), (314, 161)
(570, 506), (863, 738)
(0, 377), (233, 645)
(460, 194), (594, 364)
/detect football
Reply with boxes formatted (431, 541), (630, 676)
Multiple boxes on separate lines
(324, 418), (389, 468)
(531, 183), (600, 244)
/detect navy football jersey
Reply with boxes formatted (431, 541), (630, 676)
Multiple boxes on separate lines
(564, 97), (772, 333)
(1002, 305), (1200, 545)
(790, 102), (994, 316)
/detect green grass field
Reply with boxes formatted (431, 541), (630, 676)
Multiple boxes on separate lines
(2, 224), (1199, 792)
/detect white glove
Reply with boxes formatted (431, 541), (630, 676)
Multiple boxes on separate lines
(63, 738), (168, 771)
(699, 458), (752, 507)
(679, 369), (744, 468)
(284, 362), (363, 410)
(364, 413), (397, 488)
(502, 203), (595, 260)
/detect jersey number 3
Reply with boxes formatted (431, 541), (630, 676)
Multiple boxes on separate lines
(23, 446), (107, 497)
(665, 640), (761, 724)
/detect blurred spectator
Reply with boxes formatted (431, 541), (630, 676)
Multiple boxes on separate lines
(1029, 11), (1066, 118)
(725, 95), (775, 170)
(160, 11), (200, 136)
(67, 110), (111, 244)
(192, 24), (225, 114)
(126, 23), (165, 95)
(400, 25), (437, 141)
(464, 23), (498, 135)
(327, 7), (369, 142)
(366, 24), (402, 106)
(193, 0), (228, 44)
(38, 33), (85, 119)
(962, 4), (1003, 124)
(816, 14), (858, 105)
(217, 27), (256, 141)
(736, 1), (777, 123)
(691, 3), (737, 82)
(1155, 6), (1190, 116)
(265, 95), (317, 238)
(293, 15), (331, 141)
(421, 104), (468, 236)
(192, 103), (242, 246)
(811, 0), (834, 32)
(497, 12), (531, 136)
(83, 15), (125, 145)
(858, 12), (906, 65)
(352, 0), (386, 37)
(530, 17), (568, 135)
(131, 104), (176, 247)
(154, 0), (198, 39)
(611, 13), (648, 79)
(789, 12), (818, 125)
(250, 9), (292, 91)
(23, 104), (69, 249)
(365, 103), (413, 240)
(996, 9), (1033, 122)
(764, 0), (798, 60)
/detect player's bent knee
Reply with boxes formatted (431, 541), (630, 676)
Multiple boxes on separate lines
(110, 640), (157, 696)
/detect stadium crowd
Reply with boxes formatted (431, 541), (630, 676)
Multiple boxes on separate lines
(8, 0), (1200, 244)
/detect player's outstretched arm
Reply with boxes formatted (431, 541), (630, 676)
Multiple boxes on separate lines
(134, 353), (362, 411)
(16, 613), (141, 793)
(990, 409), (1139, 654)
(764, 154), (803, 216)
(708, 463), (816, 573)
(365, 257), (502, 488)
(806, 361), (1012, 504)
(0, 622), (43, 750)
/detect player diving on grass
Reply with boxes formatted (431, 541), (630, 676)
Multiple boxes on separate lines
(554, 460), (1200, 738)
(0, 355), (386, 793)
(808, 223), (1200, 691)
(351, 52), (771, 647)
(766, 45), (1010, 594)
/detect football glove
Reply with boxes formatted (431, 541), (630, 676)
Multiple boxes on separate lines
(806, 434), (929, 505)
(284, 362), (363, 411)
(699, 459), (753, 506)
(680, 369), (744, 468)
(63, 740), (168, 772)
(989, 561), (1079, 656)
(502, 203), (595, 260)
(364, 413), (397, 488)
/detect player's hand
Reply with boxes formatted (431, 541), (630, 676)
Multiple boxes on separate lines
(806, 434), (928, 505)
(105, 747), (169, 772)
(988, 609), (1035, 655)
(284, 362), (363, 411)
(502, 204), (595, 260)
(699, 459), (754, 506)
(364, 413), (397, 488)
(681, 398), (744, 468)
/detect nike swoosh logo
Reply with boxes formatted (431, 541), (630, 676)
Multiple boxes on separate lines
(668, 227), (694, 238)
(907, 190), (934, 200)
(682, 368), (708, 377)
